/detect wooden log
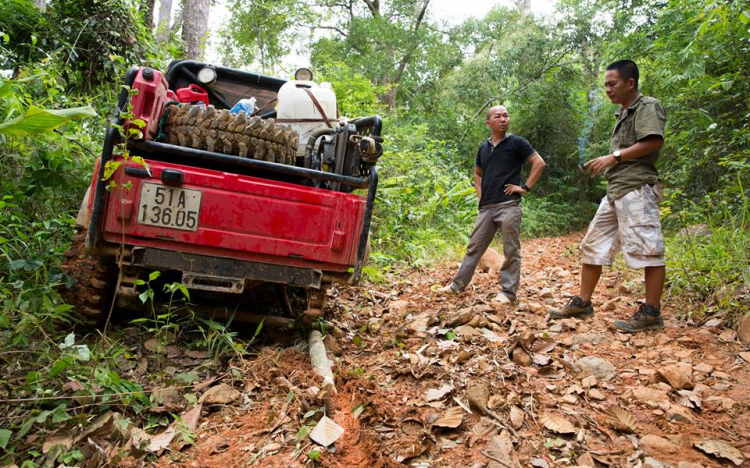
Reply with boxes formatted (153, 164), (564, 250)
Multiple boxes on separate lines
(309, 330), (336, 391)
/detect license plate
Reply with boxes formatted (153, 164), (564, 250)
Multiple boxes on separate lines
(137, 183), (202, 231)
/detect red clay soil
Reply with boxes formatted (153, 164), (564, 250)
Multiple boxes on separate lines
(155, 234), (750, 467)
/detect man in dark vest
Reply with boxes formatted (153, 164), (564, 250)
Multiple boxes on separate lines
(550, 60), (668, 333)
(437, 105), (546, 303)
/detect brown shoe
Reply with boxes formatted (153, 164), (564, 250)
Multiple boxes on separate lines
(613, 303), (664, 333)
(548, 296), (594, 319)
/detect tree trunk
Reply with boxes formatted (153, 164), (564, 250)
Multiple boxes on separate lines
(156, 0), (173, 44)
(141, 0), (156, 29)
(182, 0), (210, 60)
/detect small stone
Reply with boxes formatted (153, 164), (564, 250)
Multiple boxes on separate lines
(644, 457), (668, 468)
(539, 288), (554, 299)
(367, 317), (384, 333)
(582, 375), (597, 388)
(641, 434), (681, 454)
(712, 371), (731, 380)
(576, 356), (616, 379)
(588, 389), (605, 400)
(633, 338), (649, 348)
(528, 302), (545, 314)
(571, 333), (612, 345)
(456, 325), (482, 337)
(561, 394), (578, 404)
(263, 442), (281, 452)
(692, 363), (713, 374)
(719, 329), (737, 342)
(633, 386), (669, 403)
(704, 396), (737, 412)
(737, 314), (750, 344)
(677, 462), (705, 468)
(657, 364), (694, 390)
(323, 334), (342, 357)
(666, 404), (696, 423)
(638, 368), (656, 376)
(512, 347), (533, 366)
(655, 382), (673, 393)
(602, 300), (616, 311)
(389, 300), (417, 317)
(408, 313), (438, 334)
(693, 383), (710, 394)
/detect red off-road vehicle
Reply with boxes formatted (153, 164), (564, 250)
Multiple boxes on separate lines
(62, 61), (382, 327)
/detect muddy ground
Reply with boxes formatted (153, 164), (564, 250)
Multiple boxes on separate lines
(121, 234), (750, 467)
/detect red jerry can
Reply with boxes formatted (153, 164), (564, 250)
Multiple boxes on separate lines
(176, 84), (210, 108)
(127, 67), (174, 141)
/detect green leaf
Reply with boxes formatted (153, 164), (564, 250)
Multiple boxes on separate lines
(0, 105), (97, 135)
(60, 333), (75, 349)
(149, 271), (161, 281)
(51, 404), (71, 423)
(0, 429), (11, 449)
(352, 335), (362, 347)
(740, 11), (750, 24)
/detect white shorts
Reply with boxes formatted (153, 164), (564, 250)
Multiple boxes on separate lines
(580, 184), (665, 268)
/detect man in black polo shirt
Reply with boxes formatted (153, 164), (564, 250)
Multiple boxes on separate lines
(438, 105), (546, 303)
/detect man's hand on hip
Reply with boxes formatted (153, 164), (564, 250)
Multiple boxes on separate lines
(584, 155), (617, 176)
(504, 184), (526, 196)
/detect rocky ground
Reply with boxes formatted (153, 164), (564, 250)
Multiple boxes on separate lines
(102, 234), (749, 467)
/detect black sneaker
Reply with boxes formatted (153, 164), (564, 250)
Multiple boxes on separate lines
(613, 303), (664, 333)
(549, 296), (595, 319)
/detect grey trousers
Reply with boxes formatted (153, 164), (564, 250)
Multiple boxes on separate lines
(453, 201), (523, 300)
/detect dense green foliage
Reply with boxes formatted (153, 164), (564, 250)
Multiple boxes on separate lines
(0, 0), (748, 463)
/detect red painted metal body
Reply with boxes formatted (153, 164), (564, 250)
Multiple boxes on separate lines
(99, 157), (367, 273)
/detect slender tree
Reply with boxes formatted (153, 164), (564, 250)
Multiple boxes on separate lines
(182, 0), (210, 60)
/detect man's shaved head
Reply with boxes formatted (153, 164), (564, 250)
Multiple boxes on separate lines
(487, 105), (508, 120)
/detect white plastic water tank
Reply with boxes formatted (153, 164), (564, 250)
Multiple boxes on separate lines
(277, 80), (338, 157)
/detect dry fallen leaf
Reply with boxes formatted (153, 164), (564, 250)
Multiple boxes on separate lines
(42, 430), (74, 454)
(485, 432), (514, 466)
(530, 336), (556, 354)
(146, 427), (176, 453)
(603, 406), (638, 434)
(425, 384), (454, 402)
(509, 406), (524, 430)
(676, 390), (702, 410)
(540, 413), (576, 434)
(694, 439), (744, 465)
(310, 415), (345, 447)
(471, 418), (498, 438)
(739, 352), (750, 363)
(200, 383), (240, 405)
(433, 406), (465, 429)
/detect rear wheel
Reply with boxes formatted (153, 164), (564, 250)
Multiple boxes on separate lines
(161, 104), (300, 165)
(60, 230), (116, 327)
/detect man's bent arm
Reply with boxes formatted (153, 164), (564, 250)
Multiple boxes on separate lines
(525, 153), (546, 189)
(474, 166), (483, 201)
(617, 135), (663, 161)
(585, 135), (663, 175)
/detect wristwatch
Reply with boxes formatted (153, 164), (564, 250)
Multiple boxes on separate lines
(613, 150), (622, 162)
(521, 184), (531, 192)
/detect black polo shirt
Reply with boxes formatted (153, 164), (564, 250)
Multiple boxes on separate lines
(475, 134), (536, 207)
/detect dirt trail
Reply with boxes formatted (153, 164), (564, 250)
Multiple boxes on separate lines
(161, 234), (750, 467)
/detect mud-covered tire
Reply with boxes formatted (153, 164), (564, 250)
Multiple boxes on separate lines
(162, 104), (300, 165)
(59, 230), (115, 327)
